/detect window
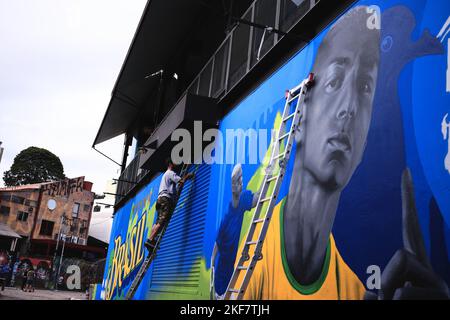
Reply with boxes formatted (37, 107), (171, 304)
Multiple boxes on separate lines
(80, 220), (88, 228)
(70, 218), (79, 233)
(187, 78), (199, 95)
(198, 61), (213, 97)
(83, 204), (90, 212)
(72, 203), (80, 218)
(211, 39), (230, 98)
(80, 220), (88, 236)
(39, 220), (55, 236)
(228, 10), (252, 90)
(24, 199), (38, 207)
(11, 195), (25, 205)
(279, 0), (311, 33)
(17, 211), (29, 222)
(0, 194), (11, 202)
(0, 206), (10, 216)
(251, 0), (278, 67)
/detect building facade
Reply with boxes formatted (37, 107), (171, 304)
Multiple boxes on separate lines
(94, 0), (450, 300)
(0, 176), (95, 256)
(0, 184), (41, 252)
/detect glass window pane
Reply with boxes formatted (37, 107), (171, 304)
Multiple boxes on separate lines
(187, 78), (199, 95)
(211, 39), (230, 98)
(0, 206), (10, 215)
(1, 194), (11, 202)
(72, 203), (80, 217)
(198, 61), (213, 96)
(251, 0), (277, 67)
(228, 11), (252, 90)
(280, 0), (310, 32)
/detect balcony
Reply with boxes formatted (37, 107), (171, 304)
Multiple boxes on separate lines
(115, 152), (149, 206)
(186, 0), (317, 100)
(113, 0), (354, 207)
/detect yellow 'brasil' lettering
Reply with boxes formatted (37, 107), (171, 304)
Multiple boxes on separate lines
(105, 207), (148, 300)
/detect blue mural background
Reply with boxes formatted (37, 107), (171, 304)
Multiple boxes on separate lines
(100, 174), (162, 300)
(207, 0), (450, 291)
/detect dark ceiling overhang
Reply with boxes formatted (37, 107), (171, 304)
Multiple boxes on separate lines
(93, 0), (210, 146)
(138, 93), (220, 174)
(93, 0), (256, 147)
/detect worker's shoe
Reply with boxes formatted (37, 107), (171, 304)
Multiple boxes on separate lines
(144, 239), (157, 251)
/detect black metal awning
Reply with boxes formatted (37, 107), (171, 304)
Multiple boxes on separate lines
(138, 93), (220, 173)
(93, 0), (258, 147)
(93, 0), (212, 146)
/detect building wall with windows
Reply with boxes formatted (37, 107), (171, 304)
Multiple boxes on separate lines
(0, 185), (40, 238)
(32, 177), (94, 246)
(0, 176), (95, 251)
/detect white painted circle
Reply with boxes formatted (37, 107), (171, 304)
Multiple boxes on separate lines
(47, 199), (57, 211)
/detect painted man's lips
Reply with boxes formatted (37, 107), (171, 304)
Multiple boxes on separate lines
(327, 133), (352, 152)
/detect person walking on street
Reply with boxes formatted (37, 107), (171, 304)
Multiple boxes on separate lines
(24, 267), (35, 292)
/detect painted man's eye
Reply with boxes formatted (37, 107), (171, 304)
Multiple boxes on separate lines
(325, 76), (343, 93)
(359, 81), (372, 95)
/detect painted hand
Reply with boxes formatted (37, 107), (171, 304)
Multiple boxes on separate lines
(366, 168), (450, 300)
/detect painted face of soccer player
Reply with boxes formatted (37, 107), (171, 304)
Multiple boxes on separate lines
(298, 8), (380, 190)
(231, 164), (243, 199)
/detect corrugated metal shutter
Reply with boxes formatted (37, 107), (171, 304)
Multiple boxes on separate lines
(149, 164), (211, 295)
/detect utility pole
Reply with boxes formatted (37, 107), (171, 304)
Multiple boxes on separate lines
(56, 237), (66, 291)
(0, 141), (4, 165)
(52, 215), (65, 290)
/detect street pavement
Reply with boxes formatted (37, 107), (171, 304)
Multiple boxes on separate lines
(0, 287), (87, 300)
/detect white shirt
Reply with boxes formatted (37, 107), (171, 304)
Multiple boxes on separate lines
(158, 169), (181, 200)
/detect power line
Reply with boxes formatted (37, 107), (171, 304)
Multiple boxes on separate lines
(90, 218), (112, 226)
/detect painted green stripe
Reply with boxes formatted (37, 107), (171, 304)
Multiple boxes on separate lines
(279, 198), (331, 295)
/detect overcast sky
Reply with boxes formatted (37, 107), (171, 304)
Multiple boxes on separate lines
(0, 0), (146, 195)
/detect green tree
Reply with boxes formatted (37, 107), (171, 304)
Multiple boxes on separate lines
(3, 147), (65, 186)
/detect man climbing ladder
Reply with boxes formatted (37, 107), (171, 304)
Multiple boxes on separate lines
(145, 158), (194, 251)
(125, 159), (193, 300)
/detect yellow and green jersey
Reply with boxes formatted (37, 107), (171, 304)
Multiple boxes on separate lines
(242, 198), (366, 300)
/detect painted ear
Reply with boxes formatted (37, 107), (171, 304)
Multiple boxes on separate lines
(401, 168), (432, 269)
(442, 114), (448, 140)
(294, 103), (306, 145)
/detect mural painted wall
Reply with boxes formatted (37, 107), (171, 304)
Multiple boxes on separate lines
(100, 0), (450, 300)
(208, 0), (450, 300)
(100, 174), (161, 300)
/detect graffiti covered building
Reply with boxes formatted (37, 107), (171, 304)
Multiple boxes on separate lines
(94, 0), (450, 300)
(0, 177), (95, 255)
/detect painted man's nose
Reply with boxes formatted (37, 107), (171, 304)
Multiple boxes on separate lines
(336, 90), (357, 120)
(336, 108), (355, 120)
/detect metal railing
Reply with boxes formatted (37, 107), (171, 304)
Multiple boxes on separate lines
(187, 0), (315, 99)
(116, 0), (317, 204)
(115, 152), (149, 205)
